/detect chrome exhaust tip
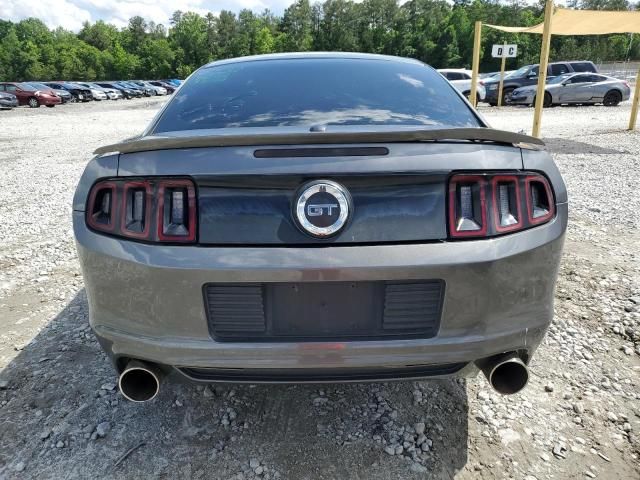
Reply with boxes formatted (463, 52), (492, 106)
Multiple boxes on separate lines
(118, 360), (163, 402)
(478, 352), (529, 395)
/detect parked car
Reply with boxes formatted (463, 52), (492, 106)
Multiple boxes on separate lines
(132, 80), (167, 95)
(149, 80), (176, 94)
(0, 82), (61, 108)
(115, 81), (144, 98)
(438, 69), (486, 101)
(75, 82), (116, 101)
(96, 82), (135, 99)
(74, 53), (567, 402)
(481, 71), (515, 82)
(508, 73), (631, 107)
(483, 60), (598, 106)
(0, 91), (19, 109)
(26, 82), (72, 103)
(120, 81), (151, 96)
(162, 78), (183, 86)
(44, 82), (92, 102)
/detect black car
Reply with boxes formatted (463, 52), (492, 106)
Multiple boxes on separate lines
(96, 82), (136, 99)
(149, 80), (176, 94)
(44, 82), (93, 102)
(483, 60), (598, 106)
(0, 91), (18, 109)
(119, 81), (149, 96)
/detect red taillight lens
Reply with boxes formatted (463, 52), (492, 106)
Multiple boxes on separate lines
(86, 178), (197, 243)
(87, 182), (116, 232)
(449, 172), (554, 239)
(525, 174), (555, 225)
(157, 180), (196, 242)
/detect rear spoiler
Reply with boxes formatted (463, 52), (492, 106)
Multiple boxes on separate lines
(94, 127), (545, 156)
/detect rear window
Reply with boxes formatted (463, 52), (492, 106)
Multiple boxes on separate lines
(152, 58), (481, 133)
(550, 63), (570, 76)
(571, 62), (596, 73)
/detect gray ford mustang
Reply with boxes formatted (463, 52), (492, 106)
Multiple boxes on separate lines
(73, 53), (567, 402)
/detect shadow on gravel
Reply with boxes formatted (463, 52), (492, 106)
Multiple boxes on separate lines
(0, 290), (469, 479)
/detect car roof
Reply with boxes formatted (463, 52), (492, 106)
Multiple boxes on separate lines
(202, 52), (424, 70)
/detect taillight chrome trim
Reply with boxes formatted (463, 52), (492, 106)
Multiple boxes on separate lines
(156, 179), (197, 242)
(86, 181), (117, 232)
(448, 175), (487, 238)
(491, 175), (523, 233)
(525, 175), (555, 225)
(120, 180), (152, 239)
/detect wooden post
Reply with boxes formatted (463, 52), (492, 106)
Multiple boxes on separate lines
(470, 21), (482, 108)
(497, 42), (507, 107)
(629, 66), (640, 130)
(532, 0), (554, 138)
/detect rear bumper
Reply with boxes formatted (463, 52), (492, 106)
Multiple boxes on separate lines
(74, 203), (567, 380)
(0, 99), (18, 108)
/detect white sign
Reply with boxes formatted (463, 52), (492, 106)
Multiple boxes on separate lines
(492, 44), (518, 58)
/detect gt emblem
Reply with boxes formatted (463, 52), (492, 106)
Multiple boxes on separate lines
(294, 181), (352, 238)
(307, 204), (339, 217)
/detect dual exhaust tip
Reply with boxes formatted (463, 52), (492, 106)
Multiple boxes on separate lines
(117, 352), (529, 402)
(478, 352), (529, 395)
(118, 360), (163, 403)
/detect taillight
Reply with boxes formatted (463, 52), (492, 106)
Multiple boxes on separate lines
(86, 178), (197, 243)
(87, 182), (116, 232)
(448, 175), (487, 237)
(449, 172), (554, 239)
(525, 175), (555, 225)
(157, 180), (196, 242)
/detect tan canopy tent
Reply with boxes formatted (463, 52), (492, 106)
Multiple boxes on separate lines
(486, 7), (640, 35)
(468, 3), (640, 137)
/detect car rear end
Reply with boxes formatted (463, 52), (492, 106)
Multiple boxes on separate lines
(0, 92), (18, 109)
(74, 54), (567, 398)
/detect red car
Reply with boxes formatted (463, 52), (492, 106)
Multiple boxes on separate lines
(0, 82), (61, 108)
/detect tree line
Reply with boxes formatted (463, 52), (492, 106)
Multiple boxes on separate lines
(0, 0), (638, 82)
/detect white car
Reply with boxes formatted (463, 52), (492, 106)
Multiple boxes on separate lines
(438, 69), (486, 102)
(77, 82), (120, 100)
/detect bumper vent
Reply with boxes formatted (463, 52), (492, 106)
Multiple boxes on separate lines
(204, 280), (444, 342)
(383, 281), (443, 332)
(205, 284), (266, 334)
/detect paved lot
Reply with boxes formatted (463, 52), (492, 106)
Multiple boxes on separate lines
(0, 99), (638, 479)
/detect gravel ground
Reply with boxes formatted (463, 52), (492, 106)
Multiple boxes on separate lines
(0, 98), (638, 479)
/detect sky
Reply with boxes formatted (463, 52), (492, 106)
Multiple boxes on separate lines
(2, 0), (298, 32)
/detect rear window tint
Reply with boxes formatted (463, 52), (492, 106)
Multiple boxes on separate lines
(550, 63), (570, 76)
(571, 62), (596, 73)
(152, 58), (481, 133)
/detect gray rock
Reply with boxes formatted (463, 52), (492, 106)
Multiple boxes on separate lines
(96, 422), (111, 438)
(0, 380), (8, 389)
(383, 445), (395, 456)
(410, 462), (428, 473)
(249, 458), (260, 469)
(414, 422), (425, 435)
(14, 461), (25, 472)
